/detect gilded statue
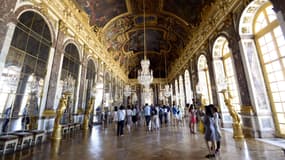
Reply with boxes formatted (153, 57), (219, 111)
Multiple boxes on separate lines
(54, 95), (68, 127)
(221, 88), (240, 124)
(52, 95), (68, 140)
(83, 97), (95, 130)
(220, 87), (244, 139)
(224, 95), (240, 124)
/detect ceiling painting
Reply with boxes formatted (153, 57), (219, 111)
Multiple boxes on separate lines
(163, 0), (214, 26)
(75, 0), (214, 78)
(76, 0), (128, 27)
(124, 29), (169, 54)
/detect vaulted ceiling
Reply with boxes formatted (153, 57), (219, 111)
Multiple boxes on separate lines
(75, 0), (214, 78)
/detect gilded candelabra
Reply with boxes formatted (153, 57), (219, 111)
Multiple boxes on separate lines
(52, 93), (68, 140)
(220, 87), (244, 139)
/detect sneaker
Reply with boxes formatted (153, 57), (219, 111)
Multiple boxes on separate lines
(205, 154), (215, 158)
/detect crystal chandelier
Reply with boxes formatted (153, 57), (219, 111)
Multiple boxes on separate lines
(143, 86), (152, 99)
(164, 84), (171, 98)
(63, 74), (75, 94)
(137, 0), (153, 88)
(30, 73), (40, 95)
(124, 84), (132, 97)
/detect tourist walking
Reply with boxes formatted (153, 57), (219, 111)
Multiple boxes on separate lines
(117, 105), (126, 136)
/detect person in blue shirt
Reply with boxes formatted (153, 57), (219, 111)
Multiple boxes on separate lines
(144, 103), (151, 131)
(22, 105), (30, 130)
(2, 106), (12, 132)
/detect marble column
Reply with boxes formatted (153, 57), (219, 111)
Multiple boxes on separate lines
(77, 56), (87, 114)
(43, 20), (66, 116)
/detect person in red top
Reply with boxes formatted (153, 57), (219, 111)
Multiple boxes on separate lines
(189, 104), (197, 134)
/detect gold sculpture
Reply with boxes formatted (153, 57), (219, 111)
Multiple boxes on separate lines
(198, 98), (206, 134)
(52, 94), (68, 140)
(83, 97), (95, 130)
(220, 87), (244, 139)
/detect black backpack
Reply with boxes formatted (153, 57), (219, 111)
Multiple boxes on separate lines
(151, 108), (157, 115)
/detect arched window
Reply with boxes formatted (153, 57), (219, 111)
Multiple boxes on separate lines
(61, 43), (80, 112)
(0, 11), (51, 117)
(179, 75), (185, 108)
(213, 36), (241, 112)
(254, 3), (285, 134)
(85, 59), (96, 107)
(240, 1), (284, 136)
(198, 55), (212, 104)
(184, 70), (192, 104)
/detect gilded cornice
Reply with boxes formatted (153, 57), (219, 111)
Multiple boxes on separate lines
(29, 0), (128, 82)
(168, 0), (241, 81)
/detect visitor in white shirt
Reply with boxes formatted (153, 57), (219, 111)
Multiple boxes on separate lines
(117, 105), (126, 136)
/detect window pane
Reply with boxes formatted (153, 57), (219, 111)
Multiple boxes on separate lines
(278, 81), (285, 91)
(42, 24), (51, 42)
(265, 63), (273, 73)
(255, 12), (267, 32)
(277, 113), (285, 123)
(280, 92), (285, 101)
(266, 6), (277, 23)
(38, 43), (50, 60)
(11, 27), (28, 51)
(22, 55), (36, 73)
(279, 46), (285, 56)
(265, 32), (273, 42)
(269, 50), (278, 61)
(268, 72), (276, 82)
(31, 14), (44, 35)
(270, 82), (279, 92)
(273, 92), (281, 102)
(26, 36), (40, 56)
(5, 49), (24, 68)
(258, 37), (266, 46)
(263, 53), (271, 63)
(272, 61), (281, 71)
(275, 103), (283, 112)
(275, 71), (284, 81)
(280, 124), (285, 134)
(36, 61), (47, 78)
(19, 12), (34, 28)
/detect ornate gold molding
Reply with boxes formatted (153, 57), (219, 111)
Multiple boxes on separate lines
(169, 0), (242, 81)
(28, 0), (128, 82)
(240, 105), (254, 115)
(42, 109), (56, 117)
(129, 78), (168, 85)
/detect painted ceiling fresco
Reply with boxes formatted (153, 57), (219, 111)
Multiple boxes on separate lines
(75, 0), (214, 78)
(163, 0), (214, 26)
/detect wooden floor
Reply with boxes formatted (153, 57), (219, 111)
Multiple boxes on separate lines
(1, 124), (284, 160)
